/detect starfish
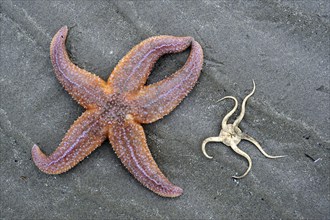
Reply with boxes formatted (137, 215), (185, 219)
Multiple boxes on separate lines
(201, 81), (285, 178)
(32, 26), (203, 197)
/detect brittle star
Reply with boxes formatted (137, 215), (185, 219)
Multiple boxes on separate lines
(201, 80), (285, 179)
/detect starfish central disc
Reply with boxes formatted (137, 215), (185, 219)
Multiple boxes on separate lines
(98, 94), (131, 123)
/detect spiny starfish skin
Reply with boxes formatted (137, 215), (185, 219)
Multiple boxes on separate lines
(32, 26), (203, 197)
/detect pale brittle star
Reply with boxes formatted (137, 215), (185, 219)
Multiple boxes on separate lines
(202, 80), (285, 179)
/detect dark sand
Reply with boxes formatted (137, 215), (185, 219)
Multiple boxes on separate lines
(1, 1), (329, 219)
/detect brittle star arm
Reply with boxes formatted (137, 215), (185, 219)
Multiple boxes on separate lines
(241, 134), (286, 159)
(217, 96), (238, 129)
(32, 110), (108, 174)
(229, 142), (252, 179)
(201, 137), (223, 159)
(50, 26), (108, 109)
(233, 80), (255, 128)
(128, 40), (203, 124)
(108, 36), (193, 93)
(108, 119), (183, 198)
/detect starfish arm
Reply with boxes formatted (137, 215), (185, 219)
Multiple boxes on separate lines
(233, 80), (255, 128)
(32, 110), (108, 174)
(128, 40), (203, 124)
(50, 26), (108, 109)
(201, 137), (223, 159)
(108, 35), (193, 93)
(217, 96), (238, 129)
(241, 134), (286, 159)
(230, 142), (252, 179)
(108, 119), (183, 197)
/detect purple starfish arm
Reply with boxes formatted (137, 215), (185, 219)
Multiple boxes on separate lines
(128, 40), (203, 124)
(50, 26), (108, 109)
(108, 35), (193, 93)
(32, 110), (108, 174)
(108, 119), (183, 197)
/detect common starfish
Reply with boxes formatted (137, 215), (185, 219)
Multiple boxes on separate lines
(202, 81), (284, 178)
(32, 26), (203, 197)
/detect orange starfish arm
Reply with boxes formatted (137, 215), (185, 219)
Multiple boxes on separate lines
(50, 26), (108, 109)
(129, 40), (203, 124)
(108, 35), (193, 93)
(108, 120), (183, 197)
(32, 110), (108, 174)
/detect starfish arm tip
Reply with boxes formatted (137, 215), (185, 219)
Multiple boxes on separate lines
(171, 186), (183, 197)
(32, 143), (39, 150)
(32, 144), (65, 175)
(31, 144), (53, 174)
(31, 144), (44, 159)
(54, 26), (69, 40)
(158, 185), (183, 198)
(60, 25), (68, 32)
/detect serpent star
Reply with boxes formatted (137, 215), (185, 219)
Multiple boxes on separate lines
(202, 81), (285, 178)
